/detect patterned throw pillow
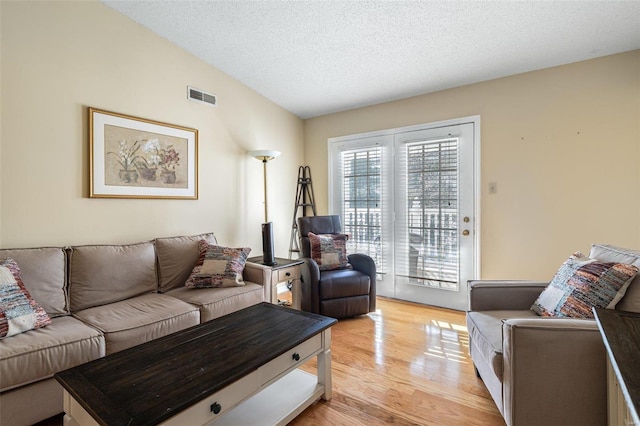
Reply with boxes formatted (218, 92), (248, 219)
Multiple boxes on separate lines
(185, 240), (251, 288)
(308, 232), (350, 271)
(0, 258), (51, 338)
(531, 252), (639, 318)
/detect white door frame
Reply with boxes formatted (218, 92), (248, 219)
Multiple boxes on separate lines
(328, 115), (481, 310)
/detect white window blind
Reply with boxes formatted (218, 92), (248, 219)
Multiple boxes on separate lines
(395, 137), (459, 290)
(336, 145), (387, 274)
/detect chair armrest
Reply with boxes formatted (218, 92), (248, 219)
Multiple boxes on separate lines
(348, 253), (377, 312)
(299, 258), (321, 313)
(468, 280), (548, 311)
(502, 318), (607, 426)
(348, 253), (376, 276)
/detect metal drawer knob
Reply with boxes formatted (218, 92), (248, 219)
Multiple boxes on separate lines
(211, 402), (222, 414)
(292, 352), (300, 361)
(285, 272), (291, 277)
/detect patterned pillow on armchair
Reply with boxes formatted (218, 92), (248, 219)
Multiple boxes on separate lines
(308, 232), (350, 271)
(531, 252), (638, 318)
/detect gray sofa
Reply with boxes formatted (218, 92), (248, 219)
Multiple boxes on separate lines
(0, 233), (270, 426)
(466, 244), (640, 426)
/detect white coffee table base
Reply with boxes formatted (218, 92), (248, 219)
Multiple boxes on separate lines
(214, 369), (323, 425)
(63, 328), (332, 426)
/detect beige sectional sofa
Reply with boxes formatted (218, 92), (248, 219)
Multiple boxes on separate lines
(466, 244), (640, 426)
(0, 233), (270, 426)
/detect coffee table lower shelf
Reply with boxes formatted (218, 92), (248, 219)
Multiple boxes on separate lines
(215, 369), (323, 425)
(63, 368), (323, 426)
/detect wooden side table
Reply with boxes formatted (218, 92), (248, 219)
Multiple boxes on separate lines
(594, 308), (640, 426)
(247, 257), (303, 309)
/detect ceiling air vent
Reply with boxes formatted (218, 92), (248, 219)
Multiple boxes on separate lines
(187, 86), (217, 107)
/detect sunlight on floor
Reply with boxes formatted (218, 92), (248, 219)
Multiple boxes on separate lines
(367, 304), (472, 371)
(425, 319), (470, 364)
(370, 309), (386, 365)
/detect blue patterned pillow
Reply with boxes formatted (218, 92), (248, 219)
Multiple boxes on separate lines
(185, 240), (251, 288)
(531, 252), (639, 318)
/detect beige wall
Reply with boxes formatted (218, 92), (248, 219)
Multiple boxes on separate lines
(304, 51), (640, 281)
(2, 1), (638, 281)
(1, 1), (303, 255)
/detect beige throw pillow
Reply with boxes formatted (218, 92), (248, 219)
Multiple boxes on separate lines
(185, 240), (251, 288)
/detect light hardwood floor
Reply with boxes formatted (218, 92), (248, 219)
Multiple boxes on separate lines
(38, 297), (504, 426)
(291, 297), (505, 426)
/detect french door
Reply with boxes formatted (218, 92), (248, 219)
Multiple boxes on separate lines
(393, 123), (475, 310)
(329, 118), (479, 311)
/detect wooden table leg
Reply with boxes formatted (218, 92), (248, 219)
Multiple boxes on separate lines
(318, 328), (332, 401)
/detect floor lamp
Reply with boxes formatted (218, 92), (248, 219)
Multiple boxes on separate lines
(249, 150), (281, 266)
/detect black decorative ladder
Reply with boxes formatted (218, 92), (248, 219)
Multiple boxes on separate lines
(289, 166), (317, 258)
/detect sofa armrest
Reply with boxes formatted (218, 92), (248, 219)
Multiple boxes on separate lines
(243, 262), (271, 302)
(468, 280), (548, 311)
(242, 261), (270, 286)
(502, 318), (607, 426)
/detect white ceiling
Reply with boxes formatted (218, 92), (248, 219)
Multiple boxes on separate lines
(102, 0), (640, 119)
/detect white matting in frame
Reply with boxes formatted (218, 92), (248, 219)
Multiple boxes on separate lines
(89, 107), (198, 199)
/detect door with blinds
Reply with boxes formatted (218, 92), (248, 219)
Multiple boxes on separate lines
(328, 134), (395, 299)
(393, 123), (475, 310)
(329, 118), (478, 311)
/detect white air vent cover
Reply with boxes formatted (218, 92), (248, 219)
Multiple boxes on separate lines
(187, 86), (217, 107)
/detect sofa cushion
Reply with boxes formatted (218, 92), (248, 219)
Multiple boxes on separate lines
(185, 241), (251, 288)
(531, 252), (638, 318)
(590, 244), (640, 313)
(155, 233), (218, 293)
(0, 315), (104, 392)
(466, 310), (539, 382)
(0, 378), (64, 426)
(308, 232), (350, 271)
(0, 247), (67, 317)
(73, 293), (199, 355)
(0, 258), (51, 338)
(68, 241), (157, 312)
(166, 284), (263, 322)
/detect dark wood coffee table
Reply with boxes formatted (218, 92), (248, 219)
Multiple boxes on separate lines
(55, 303), (337, 425)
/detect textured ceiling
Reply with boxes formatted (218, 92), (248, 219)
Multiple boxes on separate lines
(102, 1), (640, 119)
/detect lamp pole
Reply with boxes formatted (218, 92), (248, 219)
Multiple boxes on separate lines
(249, 150), (281, 266)
(262, 158), (269, 223)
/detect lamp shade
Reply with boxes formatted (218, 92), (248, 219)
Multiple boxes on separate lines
(249, 150), (281, 161)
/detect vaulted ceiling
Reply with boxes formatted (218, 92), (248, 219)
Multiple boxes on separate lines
(103, 1), (640, 119)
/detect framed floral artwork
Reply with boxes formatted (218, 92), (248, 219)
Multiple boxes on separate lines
(89, 108), (198, 199)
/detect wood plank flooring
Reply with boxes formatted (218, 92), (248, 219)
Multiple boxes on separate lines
(290, 297), (505, 425)
(37, 297), (504, 426)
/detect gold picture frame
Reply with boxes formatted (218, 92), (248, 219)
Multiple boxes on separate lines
(89, 107), (198, 199)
